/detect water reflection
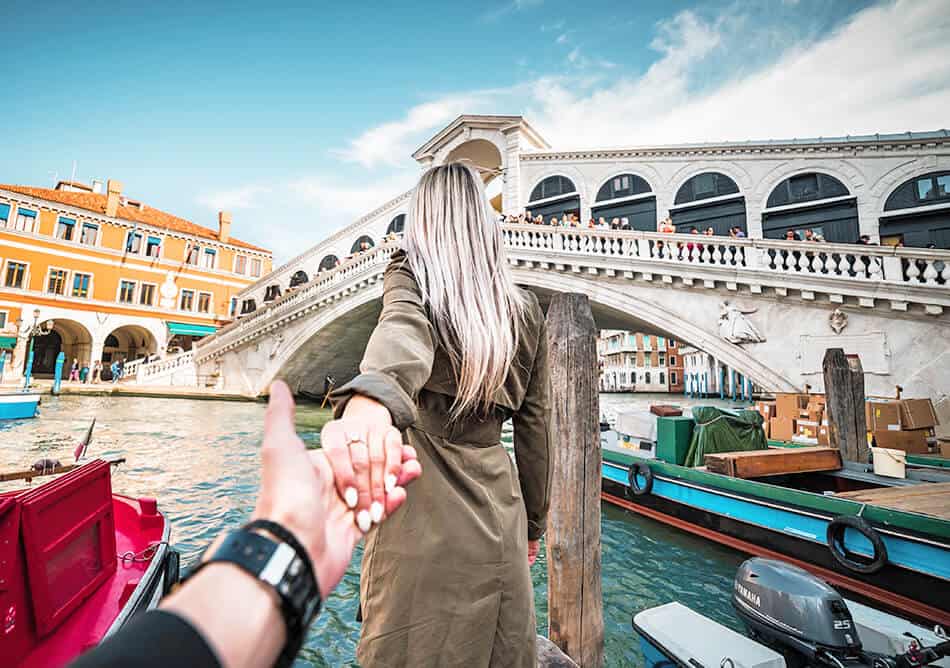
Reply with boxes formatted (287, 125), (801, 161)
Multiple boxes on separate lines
(0, 392), (747, 667)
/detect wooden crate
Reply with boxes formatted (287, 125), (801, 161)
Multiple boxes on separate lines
(705, 447), (842, 479)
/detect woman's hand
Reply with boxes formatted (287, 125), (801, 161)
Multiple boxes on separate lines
(321, 394), (421, 531)
(251, 381), (418, 597)
(527, 539), (541, 566)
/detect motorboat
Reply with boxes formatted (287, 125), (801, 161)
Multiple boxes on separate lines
(0, 390), (41, 420)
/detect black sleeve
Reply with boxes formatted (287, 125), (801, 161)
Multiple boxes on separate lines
(70, 609), (222, 668)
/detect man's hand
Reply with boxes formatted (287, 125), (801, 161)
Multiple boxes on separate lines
(528, 539), (541, 566)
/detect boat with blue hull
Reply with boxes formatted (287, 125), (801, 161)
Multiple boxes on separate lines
(0, 391), (40, 420)
(601, 446), (950, 628)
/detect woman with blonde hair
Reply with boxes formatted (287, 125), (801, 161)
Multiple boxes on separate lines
(323, 162), (552, 667)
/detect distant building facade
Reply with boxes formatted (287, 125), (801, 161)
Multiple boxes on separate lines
(0, 179), (272, 378)
(598, 330), (672, 393)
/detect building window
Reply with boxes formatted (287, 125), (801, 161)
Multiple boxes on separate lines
(669, 355), (676, 366)
(659, 353), (666, 366)
(250, 258), (262, 278)
(202, 248), (216, 269)
(197, 291), (212, 313)
(234, 255), (247, 274)
(669, 339), (676, 348)
(47, 269), (68, 295)
(186, 245), (200, 265)
(71, 272), (92, 298)
(644, 356), (651, 368)
(0, 311), (6, 329)
(0, 203), (8, 226)
(645, 372), (651, 384)
(594, 173), (651, 202)
(659, 372), (666, 385)
(55, 217), (76, 241)
(530, 175), (578, 202)
(5, 262), (27, 288)
(180, 289), (195, 310)
(139, 283), (156, 306)
(118, 280), (136, 303)
(671, 371), (677, 385)
(229, 297), (237, 317)
(146, 236), (162, 258)
(14, 207), (37, 232)
(80, 222), (99, 245)
(126, 231), (143, 253)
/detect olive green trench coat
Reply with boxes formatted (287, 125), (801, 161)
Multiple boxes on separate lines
(331, 251), (552, 668)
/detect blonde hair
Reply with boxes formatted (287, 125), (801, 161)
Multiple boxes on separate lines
(404, 162), (527, 419)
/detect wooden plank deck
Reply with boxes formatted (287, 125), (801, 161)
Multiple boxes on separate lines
(837, 482), (950, 520)
(705, 447), (842, 479)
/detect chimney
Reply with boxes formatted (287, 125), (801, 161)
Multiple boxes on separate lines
(91, 179), (103, 194)
(218, 211), (232, 243)
(106, 179), (122, 217)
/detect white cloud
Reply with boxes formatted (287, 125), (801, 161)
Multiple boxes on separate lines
(482, 0), (543, 23)
(556, 32), (569, 44)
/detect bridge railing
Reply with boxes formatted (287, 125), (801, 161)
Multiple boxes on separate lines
(501, 224), (949, 286)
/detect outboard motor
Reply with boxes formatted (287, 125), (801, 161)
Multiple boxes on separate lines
(732, 558), (873, 668)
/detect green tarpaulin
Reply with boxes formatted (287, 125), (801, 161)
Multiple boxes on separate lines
(683, 406), (768, 468)
(0, 336), (17, 349)
(167, 322), (217, 337)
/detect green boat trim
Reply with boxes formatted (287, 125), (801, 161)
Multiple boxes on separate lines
(602, 448), (950, 542)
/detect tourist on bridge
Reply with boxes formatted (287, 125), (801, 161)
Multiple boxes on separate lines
(324, 162), (552, 668)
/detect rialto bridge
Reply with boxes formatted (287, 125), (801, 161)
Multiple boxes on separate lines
(195, 115), (950, 402)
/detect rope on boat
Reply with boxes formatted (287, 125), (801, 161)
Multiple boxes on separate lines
(119, 541), (168, 563)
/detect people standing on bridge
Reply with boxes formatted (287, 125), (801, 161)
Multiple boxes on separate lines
(621, 217), (631, 230)
(324, 162), (552, 668)
(785, 229), (800, 241)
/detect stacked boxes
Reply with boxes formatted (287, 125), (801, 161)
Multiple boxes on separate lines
(754, 401), (777, 439)
(769, 393), (811, 443)
(795, 395), (829, 446)
(867, 398), (938, 454)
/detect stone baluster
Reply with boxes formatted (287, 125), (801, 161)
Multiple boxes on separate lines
(904, 257), (919, 283)
(922, 259), (939, 285)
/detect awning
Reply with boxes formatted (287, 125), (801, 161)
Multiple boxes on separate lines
(0, 336), (18, 349)
(166, 322), (217, 337)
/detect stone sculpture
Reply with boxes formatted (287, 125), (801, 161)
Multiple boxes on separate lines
(719, 301), (765, 344)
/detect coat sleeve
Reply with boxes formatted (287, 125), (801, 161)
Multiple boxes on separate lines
(513, 316), (553, 541)
(329, 259), (435, 430)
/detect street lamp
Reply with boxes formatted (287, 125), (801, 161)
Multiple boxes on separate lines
(18, 309), (54, 390)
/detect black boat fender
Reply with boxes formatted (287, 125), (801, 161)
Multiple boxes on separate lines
(826, 515), (888, 575)
(627, 462), (654, 496)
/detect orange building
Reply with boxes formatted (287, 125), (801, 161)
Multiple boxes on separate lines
(0, 179), (272, 379)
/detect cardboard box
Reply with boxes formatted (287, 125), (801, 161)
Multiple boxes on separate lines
(940, 440), (950, 459)
(873, 429), (929, 454)
(770, 417), (797, 442)
(755, 401), (777, 423)
(797, 420), (819, 439)
(817, 424), (830, 446)
(866, 401), (902, 432)
(775, 394), (808, 420)
(807, 408), (824, 423)
(898, 399), (939, 430)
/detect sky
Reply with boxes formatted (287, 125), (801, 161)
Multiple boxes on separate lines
(3, 0), (949, 262)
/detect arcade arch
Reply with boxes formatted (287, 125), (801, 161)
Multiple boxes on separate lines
(671, 172), (746, 236)
(351, 235), (375, 254)
(29, 319), (92, 376)
(591, 173), (656, 231)
(102, 324), (157, 365)
(762, 172), (857, 243)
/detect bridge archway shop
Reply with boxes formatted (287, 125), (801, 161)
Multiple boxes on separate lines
(671, 172), (746, 236)
(762, 172), (858, 243)
(350, 235), (375, 254)
(880, 170), (950, 248)
(527, 175), (580, 221)
(592, 173), (657, 231)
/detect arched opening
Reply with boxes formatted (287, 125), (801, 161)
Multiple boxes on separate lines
(386, 214), (406, 236)
(240, 298), (257, 316)
(264, 284), (282, 302)
(671, 172), (746, 236)
(763, 172), (857, 242)
(880, 171), (950, 248)
(591, 173), (655, 231)
(527, 175), (580, 222)
(351, 235), (375, 254)
(289, 270), (309, 288)
(27, 319), (92, 377)
(102, 324), (157, 367)
(445, 139), (504, 212)
(318, 255), (339, 272)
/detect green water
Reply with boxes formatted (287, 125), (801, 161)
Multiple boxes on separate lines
(1, 393), (749, 667)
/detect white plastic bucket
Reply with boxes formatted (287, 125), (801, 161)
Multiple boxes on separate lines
(871, 446), (906, 479)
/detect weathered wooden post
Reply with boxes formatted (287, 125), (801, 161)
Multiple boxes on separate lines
(822, 348), (869, 462)
(546, 292), (604, 668)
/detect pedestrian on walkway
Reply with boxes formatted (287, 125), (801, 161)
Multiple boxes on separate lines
(325, 162), (552, 668)
(92, 360), (102, 383)
(68, 358), (80, 382)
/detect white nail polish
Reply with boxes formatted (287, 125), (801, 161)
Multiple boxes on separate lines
(370, 501), (384, 523)
(344, 487), (358, 509)
(384, 474), (397, 493)
(357, 510), (372, 533)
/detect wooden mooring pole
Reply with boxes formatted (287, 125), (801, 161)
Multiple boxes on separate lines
(822, 348), (869, 463)
(545, 293), (604, 668)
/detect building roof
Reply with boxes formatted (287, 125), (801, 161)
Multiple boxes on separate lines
(0, 184), (270, 253)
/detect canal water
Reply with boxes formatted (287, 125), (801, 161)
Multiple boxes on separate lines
(1, 392), (749, 667)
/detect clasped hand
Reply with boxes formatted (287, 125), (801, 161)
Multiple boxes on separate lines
(252, 382), (421, 598)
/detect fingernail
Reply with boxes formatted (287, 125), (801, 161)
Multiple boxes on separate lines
(370, 501), (384, 524)
(357, 510), (372, 533)
(384, 474), (397, 493)
(344, 487), (358, 508)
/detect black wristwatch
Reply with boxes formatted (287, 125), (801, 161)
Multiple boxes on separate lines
(186, 520), (322, 668)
